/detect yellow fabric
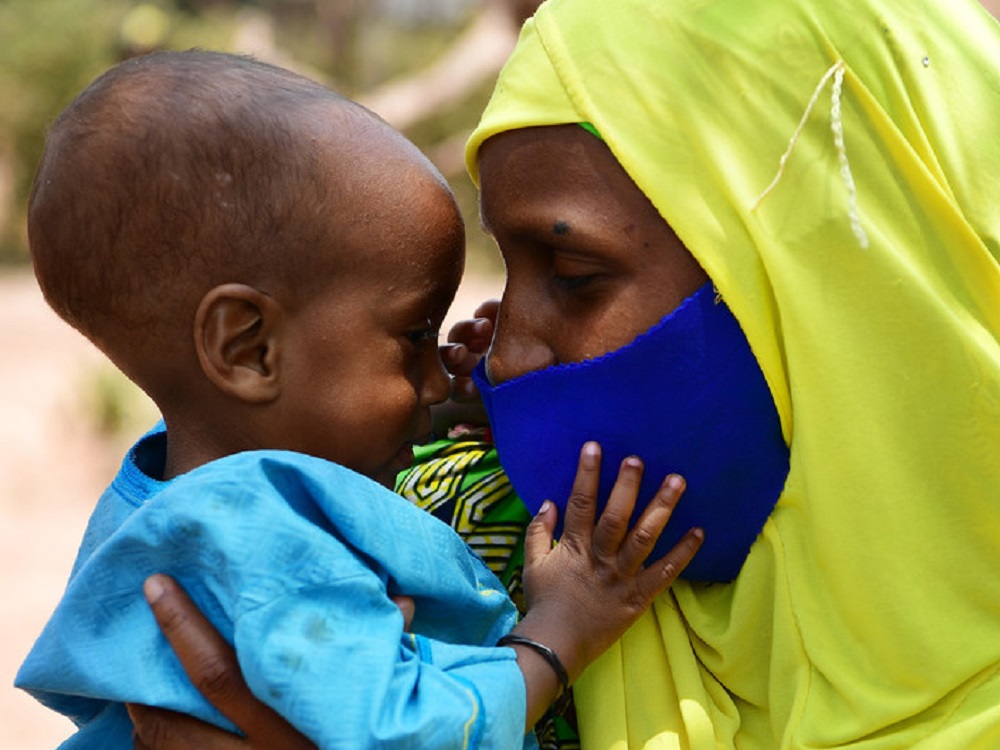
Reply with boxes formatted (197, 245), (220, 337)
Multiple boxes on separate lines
(466, 1), (1000, 747)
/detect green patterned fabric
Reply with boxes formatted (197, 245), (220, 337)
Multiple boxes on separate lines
(397, 436), (579, 750)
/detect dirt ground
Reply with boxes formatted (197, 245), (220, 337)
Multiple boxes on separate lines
(0, 267), (502, 749)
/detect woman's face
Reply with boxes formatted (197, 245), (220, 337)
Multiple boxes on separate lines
(478, 124), (709, 385)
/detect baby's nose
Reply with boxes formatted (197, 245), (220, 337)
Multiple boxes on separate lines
(423, 355), (452, 405)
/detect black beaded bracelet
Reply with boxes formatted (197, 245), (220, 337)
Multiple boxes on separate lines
(496, 633), (570, 703)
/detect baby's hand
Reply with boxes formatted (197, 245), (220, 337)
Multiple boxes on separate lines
(515, 442), (702, 686)
(441, 299), (498, 403)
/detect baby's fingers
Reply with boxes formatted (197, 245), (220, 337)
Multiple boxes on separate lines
(440, 343), (479, 377)
(440, 344), (484, 402)
(446, 316), (494, 354)
(617, 473), (686, 573)
(523, 500), (557, 569)
(591, 456), (644, 558)
(558, 442), (602, 547)
(634, 527), (704, 602)
(472, 298), (500, 323)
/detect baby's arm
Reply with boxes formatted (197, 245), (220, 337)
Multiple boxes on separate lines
(510, 441), (701, 729)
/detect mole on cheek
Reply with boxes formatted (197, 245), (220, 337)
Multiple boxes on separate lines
(553, 221), (570, 236)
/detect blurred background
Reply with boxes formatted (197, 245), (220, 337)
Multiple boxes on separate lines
(0, 0), (542, 269)
(1, 1), (997, 747)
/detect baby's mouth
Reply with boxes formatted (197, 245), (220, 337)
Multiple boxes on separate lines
(390, 442), (415, 474)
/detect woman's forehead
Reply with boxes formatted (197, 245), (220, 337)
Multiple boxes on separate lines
(478, 126), (669, 255)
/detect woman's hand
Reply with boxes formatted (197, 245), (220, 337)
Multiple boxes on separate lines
(129, 575), (417, 749)
(128, 575), (315, 749)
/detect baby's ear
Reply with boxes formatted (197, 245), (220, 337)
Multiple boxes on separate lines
(194, 284), (283, 403)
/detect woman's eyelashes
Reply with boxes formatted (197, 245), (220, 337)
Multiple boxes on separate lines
(551, 273), (601, 292)
(550, 258), (613, 296)
(549, 247), (615, 295)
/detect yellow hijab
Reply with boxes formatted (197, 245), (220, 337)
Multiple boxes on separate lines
(467, 0), (1000, 747)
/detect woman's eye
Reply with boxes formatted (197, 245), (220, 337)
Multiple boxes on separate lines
(552, 274), (600, 292)
(550, 251), (610, 295)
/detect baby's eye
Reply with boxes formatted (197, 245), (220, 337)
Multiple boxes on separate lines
(404, 323), (439, 348)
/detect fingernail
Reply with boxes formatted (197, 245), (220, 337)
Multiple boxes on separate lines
(625, 455), (642, 469)
(143, 575), (165, 603)
(473, 319), (489, 335)
(582, 441), (600, 467)
(666, 474), (685, 490)
(538, 500), (553, 515)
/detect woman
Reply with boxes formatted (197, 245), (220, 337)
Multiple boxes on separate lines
(133, 0), (1000, 746)
(460, 0), (1000, 746)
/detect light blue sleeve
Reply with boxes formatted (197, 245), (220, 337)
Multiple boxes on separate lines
(234, 579), (530, 749)
(18, 451), (534, 750)
(200, 455), (531, 749)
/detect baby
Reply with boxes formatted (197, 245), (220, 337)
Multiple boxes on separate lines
(15, 50), (702, 749)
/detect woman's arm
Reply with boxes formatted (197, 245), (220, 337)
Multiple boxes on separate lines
(130, 576), (419, 749)
(129, 574), (316, 750)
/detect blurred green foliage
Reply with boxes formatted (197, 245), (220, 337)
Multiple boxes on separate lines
(0, 0), (503, 274)
(0, 0), (122, 261)
(81, 359), (160, 439)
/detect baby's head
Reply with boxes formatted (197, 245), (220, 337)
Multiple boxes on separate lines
(29, 50), (465, 483)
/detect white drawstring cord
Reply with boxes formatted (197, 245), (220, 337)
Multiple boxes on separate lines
(752, 60), (868, 249)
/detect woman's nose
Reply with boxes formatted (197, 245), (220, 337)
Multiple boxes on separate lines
(485, 307), (555, 385)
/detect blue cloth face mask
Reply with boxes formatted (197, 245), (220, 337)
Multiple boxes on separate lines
(472, 282), (789, 582)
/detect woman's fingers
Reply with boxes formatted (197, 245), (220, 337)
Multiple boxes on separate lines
(129, 704), (248, 750)
(390, 595), (416, 632)
(142, 575), (249, 720)
(141, 575), (315, 749)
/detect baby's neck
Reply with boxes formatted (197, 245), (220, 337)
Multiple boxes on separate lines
(157, 416), (251, 481)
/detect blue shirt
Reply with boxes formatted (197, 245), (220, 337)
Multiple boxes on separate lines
(17, 426), (533, 749)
